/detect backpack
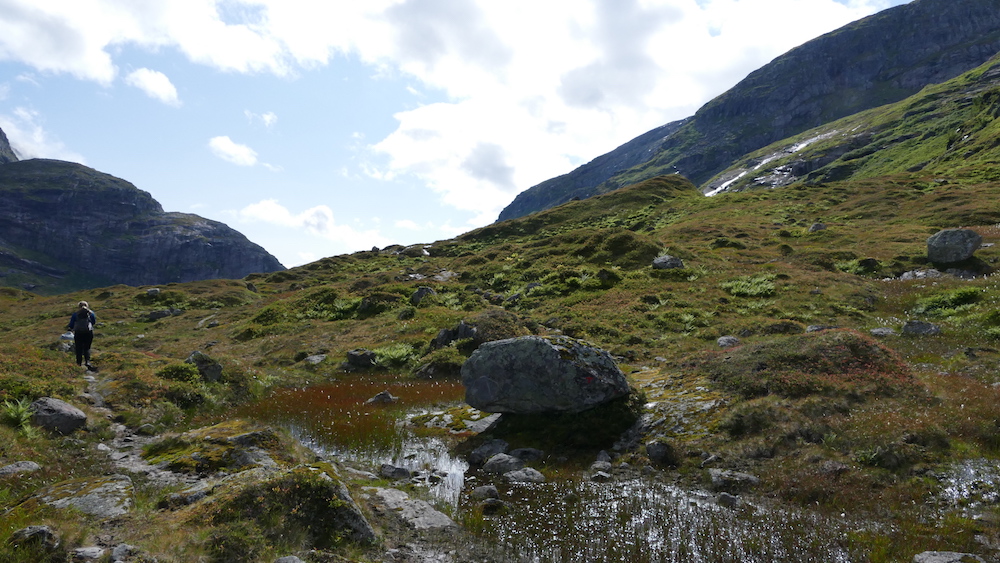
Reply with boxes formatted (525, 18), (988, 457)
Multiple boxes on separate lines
(74, 311), (93, 332)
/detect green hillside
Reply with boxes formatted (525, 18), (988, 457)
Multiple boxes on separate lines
(706, 54), (1000, 193)
(3, 170), (1000, 560)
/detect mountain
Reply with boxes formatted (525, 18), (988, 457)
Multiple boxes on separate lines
(0, 157), (284, 293)
(498, 0), (1000, 221)
(0, 125), (18, 164)
(703, 54), (1000, 193)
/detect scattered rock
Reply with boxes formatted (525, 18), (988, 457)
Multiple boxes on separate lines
(806, 325), (837, 333)
(912, 552), (985, 563)
(717, 336), (740, 348)
(366, 390), (399, 405)
(708, 468), (760, 494)
(717, 492), (740, 508)
(432, 320), (478, 349)
(410, 286), (437, 306)
(147, 308), (182, 321)
(379, 464), (412, 480)
(590, 471), (613, 483)
(808, 223), (827, 232)
(368, 487), (456, 530)
(111, 543), (138, 560)
(468, 439), (508, 466)
(870, 327), (897, 337)
(652, 255), (685, 269)
(146, 288), (161, 296)
(185, 350), (223, 382)
(0, 460), (41, 477)
(342, 349), (376, 371)
(590, 460), (613, 473)
(26, 474), (134, 519)
(275, 557), (305, 563)
(30, 397), (87, 434)
(482, 453), (524, 475)
(646, 439), (680, 467)
(302, 354), (327, 365)
(899, 269), (943, 280)
(8, 525), (60, 550)
(471, 485), (499, 500)
(70, 546), (105, 560)
(462, 335), (630, 414)
(927, 229), (982, 264)
(504, 467), (546, 483)
(903, 320), (941, 336)
(819, 461), (849, 476)
(480, 497), (507, 515)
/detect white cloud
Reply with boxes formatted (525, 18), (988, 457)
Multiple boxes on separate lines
(208, 135), (257, 166)
(236, 199), (391, 249)
(395, 219), (420, 230)
(0, 0), (912, 225)
(0, 107), (86, 162)
(124, 68), (180, 106)
(245, 110), (278, 128)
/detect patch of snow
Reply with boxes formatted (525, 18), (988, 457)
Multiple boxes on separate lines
(706, 171), (747, 197)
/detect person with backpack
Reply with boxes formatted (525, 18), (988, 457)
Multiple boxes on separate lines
(67, 300), (96, 369)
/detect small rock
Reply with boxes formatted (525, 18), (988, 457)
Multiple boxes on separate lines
(468, 439), (509, 466)
(596, 450), (612, 462)
(717, 492), (740, 508)
(503, 467), (546, 483)
(480, 497), (507, 514)
(590, 460), (613, 473)
(590, 471), (613, 483)
(717, 336), (740, 348)
(806, 325), (837, 333)
(808, 223), (827, 232)
(0, 461), (41, 477)
(903, 320), (941, 336)
(483, 454), (524, 475)
(870, 327), (897, 337)
(819, 461), (849, 476)
(646, 439), (680, 467)
(136, 423), (157, 436)
(8, 525), (60, 550)
(71, 546), (106, 561)
(111, 543), (138, 560)
(912, 552), (985, 563)
(343, 349), (376, 371)
(365, 390), (399, 405)
(471, 485), (499, 500)
(899, 268), (942, 280)
(652, 255), (685, 269)
(275, 557), (306, 563)
(410, 286), (437, 306)
(708, 468), (760, 493)
(379, 464), (411, 480)
(146, 288), (161, 296)
(303, 354), (327, 365)
(185, 350), (223, 382)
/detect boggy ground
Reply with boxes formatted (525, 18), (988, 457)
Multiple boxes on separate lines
(3, 174), (1000, 561)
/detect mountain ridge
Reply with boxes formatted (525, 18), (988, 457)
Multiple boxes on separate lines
(0, 157), (285, 293)
(499, 0), (1000, 221)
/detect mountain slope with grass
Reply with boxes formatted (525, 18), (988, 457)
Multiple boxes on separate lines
(0, 156), (285, 294)
(4, 162), (1000, 560)
(704, 54), (1000, 194)
(499, 0), (1000, 221)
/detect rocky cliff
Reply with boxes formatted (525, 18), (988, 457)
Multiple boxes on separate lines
(499, 0), (1000, 221)
(0, 158), (284, 292)
(0, 126), (18, 165)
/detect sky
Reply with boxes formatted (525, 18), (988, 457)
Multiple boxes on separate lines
(0, 0), (911, 268)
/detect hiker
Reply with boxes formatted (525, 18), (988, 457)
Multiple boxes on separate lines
(67, 300), (96, 369)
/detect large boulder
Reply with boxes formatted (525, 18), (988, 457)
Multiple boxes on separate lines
(185, 350), (223, 382)
(29, 397), (87, 434)
(461, 335), (630, 414)
(927, 229), (982, 264)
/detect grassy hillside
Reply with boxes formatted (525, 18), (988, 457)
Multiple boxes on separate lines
(3, 173), (1000, 560)
(707, 54), (1000, 193)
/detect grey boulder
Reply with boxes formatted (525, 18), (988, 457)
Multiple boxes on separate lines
(30, 397), (87, 434)
(912, 552), (985, 563)
(927, 229), (981, 264)
(462, 335), (630, 414)
(652, 255), (685, 269)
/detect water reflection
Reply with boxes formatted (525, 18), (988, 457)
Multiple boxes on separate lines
(237, 375), (470, 505)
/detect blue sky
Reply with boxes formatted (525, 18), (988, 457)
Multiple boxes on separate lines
(0, 0), (910, 267)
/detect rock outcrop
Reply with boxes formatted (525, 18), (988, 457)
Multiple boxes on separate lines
(0, 157), (284, 291)
(0, 127), (18, 165)
(499, 0), (1000, 220)
(461, 335), (630, 414)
